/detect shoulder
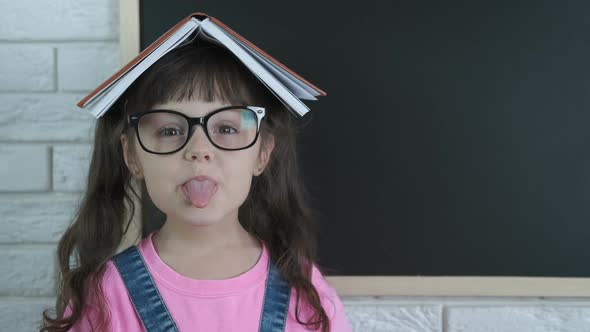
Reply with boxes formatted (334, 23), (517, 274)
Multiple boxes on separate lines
(289, 264), (352, 332)
(70, 255), (139, 332)
(66, 259), (135, 331)
(309, 264), (343, 317)
(310, 264), (337, 300)
(98, 259), (129, 303)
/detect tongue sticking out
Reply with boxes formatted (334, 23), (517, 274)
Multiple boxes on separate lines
(181, 179), (217, 208)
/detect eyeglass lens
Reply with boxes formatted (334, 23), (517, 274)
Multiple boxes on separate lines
(137, 108), (258, 153)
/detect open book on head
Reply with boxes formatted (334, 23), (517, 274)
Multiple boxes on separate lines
(77, 12), (326, 118)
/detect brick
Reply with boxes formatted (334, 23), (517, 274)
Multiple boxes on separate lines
(0, 194), (78, 243)
(0, 94), (95, 141)
(447, 306), (590, 332)
(0, 246), (56, 296)
(0, 145), (50, 191)
(58, 43), (120, 91)
(0, 0), (118, 40)
(53, 144), (92, 192)
(0, 298), (55, 332)
(344, 304), (441, 332)
(0, 46), (54, 91)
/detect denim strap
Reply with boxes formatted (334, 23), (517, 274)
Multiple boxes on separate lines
(259, 262), (291, 332)
(112, 246), (180, 332)
(113, 245), (290, 332)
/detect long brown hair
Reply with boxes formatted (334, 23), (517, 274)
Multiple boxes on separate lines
(41, 37), (329, 331)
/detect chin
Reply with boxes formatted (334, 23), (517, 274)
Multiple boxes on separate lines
(179, 207), (227, 227)
(186, 218), (218, 227)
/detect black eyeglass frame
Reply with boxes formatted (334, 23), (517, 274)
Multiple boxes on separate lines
(125, 105), (266, 155)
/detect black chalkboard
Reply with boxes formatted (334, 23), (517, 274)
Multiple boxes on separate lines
(139, 0), (590, 277)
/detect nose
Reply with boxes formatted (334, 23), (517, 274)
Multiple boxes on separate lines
(183, 125), (213, 162)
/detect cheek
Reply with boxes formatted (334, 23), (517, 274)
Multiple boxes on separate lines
(223, 151), (259, 200)
(138, 154), (182, 210)
(231, 171), (254, 203)
(140, 154), (176, 183)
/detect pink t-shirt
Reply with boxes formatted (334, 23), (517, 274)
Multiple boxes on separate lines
(67, 232), (352, 331)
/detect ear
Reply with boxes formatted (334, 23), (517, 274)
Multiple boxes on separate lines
(120, 134), (144, 180)
(254, 134), (275, 176)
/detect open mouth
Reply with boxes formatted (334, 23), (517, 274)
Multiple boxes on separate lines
(181, 177), (218, 208)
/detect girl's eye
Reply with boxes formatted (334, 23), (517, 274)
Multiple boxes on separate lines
(216, 125), (238, 135)
(158, 127), (184, 137)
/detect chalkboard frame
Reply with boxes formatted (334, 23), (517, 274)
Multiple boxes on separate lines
(117, 0), (590, 297)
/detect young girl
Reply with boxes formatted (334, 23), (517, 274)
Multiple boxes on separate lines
(40, 26), (352, 332)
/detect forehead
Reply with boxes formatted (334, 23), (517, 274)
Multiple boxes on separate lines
(150, 99), (232, 117)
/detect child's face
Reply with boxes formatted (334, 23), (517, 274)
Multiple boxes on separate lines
(120, 98), (274, 228)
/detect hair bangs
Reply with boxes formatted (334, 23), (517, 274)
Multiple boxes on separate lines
(134, 41), (263, 111)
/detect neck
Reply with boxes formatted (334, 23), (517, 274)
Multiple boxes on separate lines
(153, 213), (260, 259)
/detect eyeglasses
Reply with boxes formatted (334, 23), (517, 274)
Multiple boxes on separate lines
(126, 106), (266, 154)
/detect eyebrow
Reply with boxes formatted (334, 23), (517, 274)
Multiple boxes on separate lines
(147, 105), (234, 116)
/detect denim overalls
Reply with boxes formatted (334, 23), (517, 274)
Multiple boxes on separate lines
(112, 246), (291, 332)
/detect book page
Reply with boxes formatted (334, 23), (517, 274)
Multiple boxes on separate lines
(200, 19), (309, 117)
(87, 18), (202, 117)
(222, 30), (319, 100)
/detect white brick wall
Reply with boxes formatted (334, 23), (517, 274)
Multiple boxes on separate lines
(58, 43), (119, 91)
(0, 46), (55, 91)
(341, 298), (590, 332)
(0, 94), (95, 141)
(0, 0), (117, 330)
(1, 1), (589, 331)
(53, 144), (92, 192)
(0, 145), (50, 191)
(0, 0), (118, 40)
